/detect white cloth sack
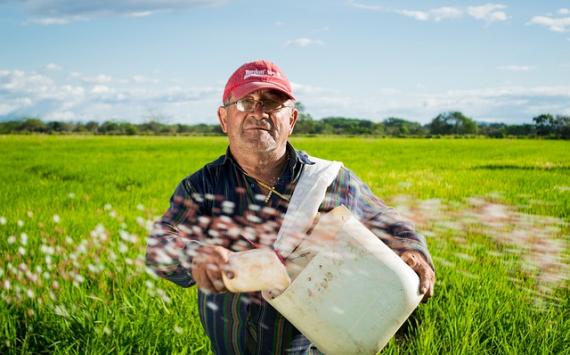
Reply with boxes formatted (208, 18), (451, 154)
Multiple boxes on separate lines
(273, 156), (343, 258)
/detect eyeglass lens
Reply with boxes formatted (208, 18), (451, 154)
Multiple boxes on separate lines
(238, 99), (283, 113)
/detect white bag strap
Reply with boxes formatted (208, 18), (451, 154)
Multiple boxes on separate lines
(274, 156), (343, 258)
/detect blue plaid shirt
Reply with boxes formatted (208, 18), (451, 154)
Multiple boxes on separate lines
(146, 143), (433, 354)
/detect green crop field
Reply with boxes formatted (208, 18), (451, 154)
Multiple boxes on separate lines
(1, 135), (569, 354)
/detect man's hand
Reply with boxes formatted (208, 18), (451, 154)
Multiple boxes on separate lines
(400, 251), (435, 302)
(191, 245), (234, 294)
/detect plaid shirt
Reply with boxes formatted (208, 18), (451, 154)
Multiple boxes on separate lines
(146, 142), (434, 355)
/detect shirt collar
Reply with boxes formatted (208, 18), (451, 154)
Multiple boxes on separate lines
(212, 142), (315, 167)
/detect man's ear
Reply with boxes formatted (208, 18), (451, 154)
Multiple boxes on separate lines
(288, 108), (299, 135)
(218, 106), (228, 133)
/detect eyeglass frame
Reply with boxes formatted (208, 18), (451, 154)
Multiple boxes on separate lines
(223, 98), (294, 114)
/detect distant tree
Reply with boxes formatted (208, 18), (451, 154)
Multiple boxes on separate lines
(321, 117), (376, 135)
(429, 111), (478, 135)
(532, 114), (555, 136)
(85, 121), (100, 134)
(0, 120), (20, 134)
(505, 124), (536, 137)
(553, 115), (570, 139)
(478, 122), (507, 138)
(19, 118), (48, 133)
(315, 121), (335, 135)
(48, 121), (75, 133)
(120, 122), (139, 136)
(294, 101), (306, 114)
(98, 121), (120, 134)
(293, 101), (318, 134)
(383, 117), (425, 136)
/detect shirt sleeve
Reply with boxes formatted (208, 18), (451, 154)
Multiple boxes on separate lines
(145, 178), (206, 288)
(321, 167), (435, 271)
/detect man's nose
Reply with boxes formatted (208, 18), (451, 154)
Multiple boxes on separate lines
(251, 101), (268, 117)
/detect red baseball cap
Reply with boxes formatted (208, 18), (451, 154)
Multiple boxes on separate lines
(223, 60), (295, 103)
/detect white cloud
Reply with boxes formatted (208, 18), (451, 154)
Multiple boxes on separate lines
(91, 85), (111, 93)
(302, 85), (570, 124)
(559, 9), (570, 15)
(133, 75), (160, 84)
(2, 66), (569, 125)
(69, 72), (114, 84)
(17, 0), (228, 24)
(290, 83), (335, 96)
(497, 65), (536, 71)
(27, 16), (89, 25)
(528, 15), (570, 33)
(392, 4), (508, 24)
(346, 0), (384, 11)
(126, 11), (153, 18)
(396, 10), (430, 21)
(0, 67), (221, 123)
(282, 38), (324, 48)
(43, 63), (63, 71)
(467, 4), (508, 23)
(397, 7), (463, 22)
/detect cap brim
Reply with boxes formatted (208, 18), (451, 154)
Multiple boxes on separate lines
(231, 82), (295, 101)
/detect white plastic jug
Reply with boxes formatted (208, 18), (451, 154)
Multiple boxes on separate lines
(222, 248), (291, 293)
(262, 205), (423, 355)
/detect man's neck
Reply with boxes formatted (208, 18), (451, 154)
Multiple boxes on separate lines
(231, 146), (289, 185)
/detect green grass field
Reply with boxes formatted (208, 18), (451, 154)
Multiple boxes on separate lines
(1, 135), (569, 354)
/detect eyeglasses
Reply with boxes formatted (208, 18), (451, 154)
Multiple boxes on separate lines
(224, 98), (293, 113)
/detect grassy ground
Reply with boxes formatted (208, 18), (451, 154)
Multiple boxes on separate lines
(1, 135), (569, 354)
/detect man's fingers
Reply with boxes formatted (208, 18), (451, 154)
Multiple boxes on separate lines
(416, 265), (435, 302)
(400, 251), (435, 302)
(205, 264), (228, 293)
(221, 262), (235, 279)
(191, 245), (233, 293)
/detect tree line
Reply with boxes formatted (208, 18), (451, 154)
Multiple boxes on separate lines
(1, 105), (568, 139)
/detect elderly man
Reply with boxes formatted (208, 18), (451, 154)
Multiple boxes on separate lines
(146, 60), (435, 354)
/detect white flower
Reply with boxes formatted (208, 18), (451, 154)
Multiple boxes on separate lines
(17, 220), (24, 227)
(20, 233), (28, 246)
(118, 242), (128, 254)
(53, 215), (61, 223)
(0, 217), (6, 225)
(18, 247), (26, 255)
(68, 193), (75, 198)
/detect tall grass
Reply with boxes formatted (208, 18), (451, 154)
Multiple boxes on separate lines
(1, 135), (569, 354)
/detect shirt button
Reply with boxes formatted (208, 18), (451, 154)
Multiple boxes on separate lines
(247, 321), (252, 326)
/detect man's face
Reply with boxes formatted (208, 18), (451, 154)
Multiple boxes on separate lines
(218, 89), (298, 154)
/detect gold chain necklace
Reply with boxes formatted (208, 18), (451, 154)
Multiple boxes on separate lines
(242, 171), (291, 203)
(242, 151), (291, 204)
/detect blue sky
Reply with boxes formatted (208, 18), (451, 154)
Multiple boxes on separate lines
(1, 0), (569, 125)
